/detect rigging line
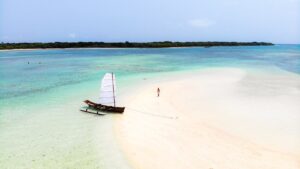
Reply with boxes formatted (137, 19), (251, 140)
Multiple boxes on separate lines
(126, 107), (178, 120)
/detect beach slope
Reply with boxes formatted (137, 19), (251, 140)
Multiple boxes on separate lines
(115, 68), (300, 169)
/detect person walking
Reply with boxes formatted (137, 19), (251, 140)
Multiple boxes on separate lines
(157, 87), (160, 97)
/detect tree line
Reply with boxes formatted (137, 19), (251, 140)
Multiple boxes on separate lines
(0, 41), (273, 50)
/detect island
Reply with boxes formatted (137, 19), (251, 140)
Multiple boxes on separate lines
(0, 41), (273, 50)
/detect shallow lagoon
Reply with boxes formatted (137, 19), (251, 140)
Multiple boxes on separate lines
(0, 45), (299, 168)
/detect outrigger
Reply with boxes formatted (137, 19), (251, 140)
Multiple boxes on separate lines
(80, 73), (125, 115)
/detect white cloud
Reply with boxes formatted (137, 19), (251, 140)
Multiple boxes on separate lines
(188, 19), (215, 28)
(68, 33), (77, 38)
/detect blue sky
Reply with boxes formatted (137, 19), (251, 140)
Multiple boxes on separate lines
(0, 0), (299, 43)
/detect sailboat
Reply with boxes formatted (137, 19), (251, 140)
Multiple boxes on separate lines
(80, 73), (125, 114)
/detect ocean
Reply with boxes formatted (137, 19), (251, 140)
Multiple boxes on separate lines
(0, 45), (299, 168)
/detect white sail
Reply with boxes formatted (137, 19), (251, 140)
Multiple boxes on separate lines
(98, 73), (116, 106)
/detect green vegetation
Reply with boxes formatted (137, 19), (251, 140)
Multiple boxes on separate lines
(0, 41), (273, 50)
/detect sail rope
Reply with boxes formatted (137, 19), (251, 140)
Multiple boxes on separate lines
(126, 107), (178, 119)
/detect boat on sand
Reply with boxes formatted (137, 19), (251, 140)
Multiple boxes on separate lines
(80, 73), (125, 114)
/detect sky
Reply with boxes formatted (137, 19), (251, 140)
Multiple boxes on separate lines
(0, 0), (299, 44)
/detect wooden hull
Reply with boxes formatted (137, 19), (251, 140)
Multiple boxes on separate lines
(83, 100), (125, 113)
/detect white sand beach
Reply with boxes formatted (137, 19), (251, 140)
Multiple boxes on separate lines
(115, 68), (300, 169)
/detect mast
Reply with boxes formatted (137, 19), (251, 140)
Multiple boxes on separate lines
(111, 72), (116, 107)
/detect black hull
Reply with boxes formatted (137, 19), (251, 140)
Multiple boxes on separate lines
(83, 100), (125, 113)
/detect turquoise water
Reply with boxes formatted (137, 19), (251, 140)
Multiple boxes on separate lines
(0, 45), (299, 168)
(1, 45), (300, 101)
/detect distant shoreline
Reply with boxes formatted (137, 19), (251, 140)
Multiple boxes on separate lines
(0, 41), (273, 50)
